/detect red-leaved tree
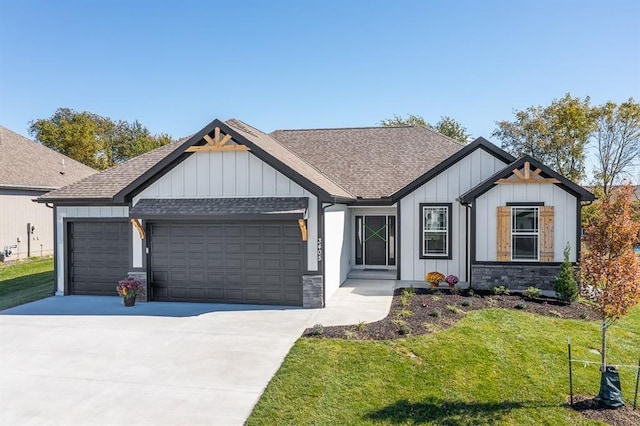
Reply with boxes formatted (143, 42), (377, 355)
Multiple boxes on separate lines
(581, 184), (640, 403)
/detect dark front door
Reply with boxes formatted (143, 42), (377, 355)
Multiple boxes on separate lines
(364, 216), (387, 265)
(148, 221), (304, 306)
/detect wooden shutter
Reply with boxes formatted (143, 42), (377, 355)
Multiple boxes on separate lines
(540, 206), (554, 262)
(497, 206), (511, 261)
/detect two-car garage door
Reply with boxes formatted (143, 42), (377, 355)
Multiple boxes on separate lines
(67, 220), (304, 306)
(148, 221), (304, 306)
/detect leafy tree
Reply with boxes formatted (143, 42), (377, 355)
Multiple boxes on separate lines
(581, 184), (640, 401)
(493, 94), (594, 182)
(592, 99), (640, 196)
(380, 114), (470, 143)
(554, 244), (579, 303)
(29, 108), (171, 170)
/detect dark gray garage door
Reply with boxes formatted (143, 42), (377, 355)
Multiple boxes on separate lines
(149, 221), (304, 306)
(68, 221), (130, 295)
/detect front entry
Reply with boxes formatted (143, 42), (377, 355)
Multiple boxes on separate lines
(355, 215), (396, 266)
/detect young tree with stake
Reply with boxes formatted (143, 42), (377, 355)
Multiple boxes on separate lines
(581, 184), (640, 406)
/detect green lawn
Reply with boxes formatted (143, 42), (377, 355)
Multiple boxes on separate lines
(248, 306), (640, 425)
(0, 257), (54, 310)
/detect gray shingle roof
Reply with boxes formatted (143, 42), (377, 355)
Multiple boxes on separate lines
(0, 125), (97, 190)
(130, 197), (308, 218)
(38, 137), (189, 201)
(270, 126), (464, 198)
(225, 119), (354, 199)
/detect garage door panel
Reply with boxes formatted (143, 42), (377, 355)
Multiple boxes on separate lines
(150, 221), (303, 305)
(69, 221), (129, 296)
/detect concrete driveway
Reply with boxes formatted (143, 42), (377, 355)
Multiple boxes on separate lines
(0, 296), (317, 425)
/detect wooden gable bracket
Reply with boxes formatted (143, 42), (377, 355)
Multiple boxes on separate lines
(185, 127), (250, 152)
(298, 219), (308, 241)
(131, 218), (145, 239)
(496, 161), (560, 184)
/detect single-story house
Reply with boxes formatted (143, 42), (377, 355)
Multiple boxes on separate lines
(38, 118), (595, 307)
(0, 125), (96, 260)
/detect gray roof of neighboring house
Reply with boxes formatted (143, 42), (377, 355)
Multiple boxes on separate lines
(0, 125), (97, 190)
(38, 138), (188, 202)
(130, 197), (308, 218)
(270, 126), (465, 198)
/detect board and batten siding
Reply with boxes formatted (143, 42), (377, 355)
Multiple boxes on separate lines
(400, 149), (508, 281)
(133, 150), (319, 271)
(54, 206), (129, 294)
(0, 190), (54, 259)
(324, 204), (351, 300)
(475, 183), (578, 262)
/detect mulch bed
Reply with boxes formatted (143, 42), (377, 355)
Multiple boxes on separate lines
(570, 395), (640, 426)
(303, 286), (599, 340)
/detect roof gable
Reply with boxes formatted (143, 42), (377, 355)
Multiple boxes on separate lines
(390, 137), (516, 201)
(271, 125), (466, 199)
(0, 125), (96, 190)
(459, 155), (596, 203)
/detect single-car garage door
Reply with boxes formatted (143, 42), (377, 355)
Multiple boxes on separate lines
(149, 221), (304, 306)
(68, 221), (130, 295)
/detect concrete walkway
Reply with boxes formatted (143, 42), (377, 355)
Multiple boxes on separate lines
(309, 279), (396, 326)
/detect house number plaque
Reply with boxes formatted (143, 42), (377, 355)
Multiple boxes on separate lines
(317, 238), (323, 262)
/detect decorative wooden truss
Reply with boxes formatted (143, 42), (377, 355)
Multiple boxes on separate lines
(130, 219), (145, 239)
(298, 219), (308, 241)
(496, 161), (560, 185)
(185, 127), (250, 152)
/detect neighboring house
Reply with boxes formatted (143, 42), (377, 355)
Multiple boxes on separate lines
(0, 126), (96, 260)
(38, 119), (594, 307)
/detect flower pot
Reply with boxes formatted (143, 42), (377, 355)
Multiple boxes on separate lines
(430, 282), (439, 288)
(123, 297), (136, 307)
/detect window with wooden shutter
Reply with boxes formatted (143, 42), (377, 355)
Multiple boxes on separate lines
(496, 205), (554, 262)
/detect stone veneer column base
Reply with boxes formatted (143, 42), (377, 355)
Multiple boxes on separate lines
(302, 275), (324, 308)
(127, 271), (148, 302)
(471, 264), (564, 292)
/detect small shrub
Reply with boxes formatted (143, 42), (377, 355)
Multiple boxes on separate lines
(398, 324), (411, 335)
(421, 323), (437, 333)
(467, 288), (475, 297)
(355, 321), (366, 331)
(403, 286), (416, 297)
(430, 309), (442, 318)
(446, 305), (465, 314)
(310, 323), (324, 336)
(400, 295), (410, 307)
(491, 285), (510, 295)
(344, 330), (357, 340)
(515, 302), (526, 310)
(461, 300), (472, 307)
(549, 310), (563, 318)
(432, 295), (441, 302)
(391, 319), (406, 327)
(579, 313), (588, 320)
(486, 298), (498, 307)
(554, 244), (579, 303)
(399, 309), (414, 318)
(524, 286), (542, 299)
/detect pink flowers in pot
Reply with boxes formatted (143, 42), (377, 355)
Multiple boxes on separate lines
(116, 276), (145, 299)
(444, 275), (459, 288)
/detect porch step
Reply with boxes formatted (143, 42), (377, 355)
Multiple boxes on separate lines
(347, 269), (397, 280)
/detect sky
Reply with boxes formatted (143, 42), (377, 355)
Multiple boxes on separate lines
(1, 0), (639, 180)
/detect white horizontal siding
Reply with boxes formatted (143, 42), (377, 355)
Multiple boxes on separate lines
(0, 191), (54, 259)
(475, 183), (578, 262)
(400, 149), (508, 281)
(133, 150), (318, 271)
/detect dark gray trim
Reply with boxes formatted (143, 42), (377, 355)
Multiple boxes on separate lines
(391, 137), (515, 202)
(348, 198), (395, 206)
(470, 202), (477, 264)
(459, 155), (596, 203)
(576, 199), (583, 260)
(37, 199), (126, 205)
(320, 201), (326, 307)
(53, 206), (58, 295)
(128, 213), (305, 221)
(464, 204), (470, 282)
(396, 201), (402, 280)
(506, 202), (545, 206)
(418, 203), (453, 260)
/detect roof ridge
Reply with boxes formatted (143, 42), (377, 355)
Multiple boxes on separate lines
(227, 119), (356, 198)
(272, 125), (421, 132)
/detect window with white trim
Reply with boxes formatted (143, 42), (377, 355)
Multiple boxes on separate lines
(511, 207), (539, 260)
(420, 204), (451, 258)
